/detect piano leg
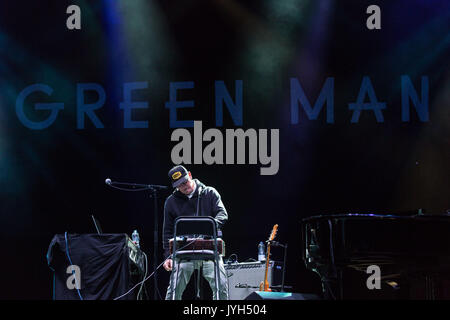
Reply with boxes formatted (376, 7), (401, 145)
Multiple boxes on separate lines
(319, 272), (342, 300)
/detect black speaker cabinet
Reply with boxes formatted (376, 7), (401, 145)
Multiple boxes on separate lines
(224, 261), (282, 300)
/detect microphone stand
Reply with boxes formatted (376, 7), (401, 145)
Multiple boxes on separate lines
(267, 240), (288, 292)
(106, 179), (168, 300)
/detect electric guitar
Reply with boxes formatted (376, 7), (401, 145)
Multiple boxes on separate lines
(259, 224), (278, 292)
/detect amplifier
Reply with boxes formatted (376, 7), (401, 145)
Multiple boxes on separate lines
(224, 261), (282, 300)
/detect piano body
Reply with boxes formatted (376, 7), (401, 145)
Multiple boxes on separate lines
(301, 213), (450, 299)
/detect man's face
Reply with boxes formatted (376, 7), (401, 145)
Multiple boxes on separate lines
(177, 172), (195, 195)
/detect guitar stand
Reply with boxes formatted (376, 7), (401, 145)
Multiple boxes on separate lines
(196, 263), (203, 299)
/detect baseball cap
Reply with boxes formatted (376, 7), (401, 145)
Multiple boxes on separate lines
(168, 165), (189, 188)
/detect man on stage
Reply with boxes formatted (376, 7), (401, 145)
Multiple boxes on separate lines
(162, 165), (229, 300)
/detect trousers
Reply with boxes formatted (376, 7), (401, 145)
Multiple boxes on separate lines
(165, 257), (229, 300)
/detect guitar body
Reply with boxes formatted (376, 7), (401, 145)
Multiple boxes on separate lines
(259, 224), (278, 292)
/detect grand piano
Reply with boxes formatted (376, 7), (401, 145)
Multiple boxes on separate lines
(301, 213), (450, 299)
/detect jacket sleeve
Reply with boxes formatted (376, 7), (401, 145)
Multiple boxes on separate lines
(162, 198), (174, 259)
(208, 187), (228, 229)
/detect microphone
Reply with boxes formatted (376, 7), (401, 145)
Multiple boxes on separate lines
(105, 178), (112, 185)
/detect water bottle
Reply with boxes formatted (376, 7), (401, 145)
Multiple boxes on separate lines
(132, 230), (140, 248)
(258, 241), (265, 261)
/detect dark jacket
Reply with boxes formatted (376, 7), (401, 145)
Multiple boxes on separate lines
(162, 179), (228, 259)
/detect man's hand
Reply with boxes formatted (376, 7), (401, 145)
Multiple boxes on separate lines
(163, 258), (173, 271)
